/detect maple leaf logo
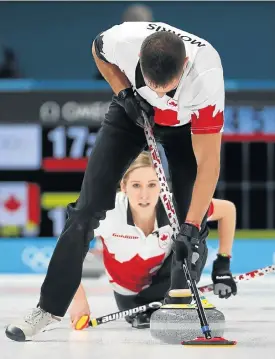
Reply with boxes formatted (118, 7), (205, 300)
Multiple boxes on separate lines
(101, 239), (165, 293)
(3, 195), (21, 212)
(167, 99), (178, 108)
(170, 101), (177, 107)
(158, 232), (170, 249)
(246, 270), (256, 278)
(160, 234), (168, 241)
(191, 105), (224, 134)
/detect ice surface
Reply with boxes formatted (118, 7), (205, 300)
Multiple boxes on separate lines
(1, 274), (275, 359)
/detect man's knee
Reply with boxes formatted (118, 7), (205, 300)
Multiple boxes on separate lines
(67, 200), (108, 224)
(64, 202), (108, 246)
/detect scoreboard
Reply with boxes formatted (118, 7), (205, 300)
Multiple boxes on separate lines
(0, 84), (275, 236)
(42, 125), (99, 236)
(43, 126), (97, 171)
(0, 124), (101, 237)
(0, 86), (110, 237)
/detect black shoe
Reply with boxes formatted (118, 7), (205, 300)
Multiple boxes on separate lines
(131, 312), (151, 329)
(124, 312), (150, 328)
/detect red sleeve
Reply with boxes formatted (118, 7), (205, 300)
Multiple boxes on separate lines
(189, 66), (225, 135)
(207, 200), (214, 219)
(191, 105), (224, 134)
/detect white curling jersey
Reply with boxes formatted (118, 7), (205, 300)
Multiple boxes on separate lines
(94, 22), (224, 134)
(89, 192), (215, 296)
(90, 192), (173, 296)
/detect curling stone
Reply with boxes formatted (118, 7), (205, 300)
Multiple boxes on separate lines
(150, 289), (225, 344)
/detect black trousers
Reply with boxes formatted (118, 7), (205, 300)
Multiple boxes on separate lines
(114, 238), (208, 311)
(39, 97), (209, 316)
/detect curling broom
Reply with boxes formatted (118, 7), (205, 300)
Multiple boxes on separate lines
(76, 264), (275, 330)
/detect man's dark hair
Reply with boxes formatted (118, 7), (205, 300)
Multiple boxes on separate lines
(140, 32), (186, 88)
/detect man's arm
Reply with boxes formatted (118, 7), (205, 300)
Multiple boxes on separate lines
(92, 41), (131, 95)
(186, 132), (222, 226)
(184, 59), (225, 228)
(91, 30), (150, 128)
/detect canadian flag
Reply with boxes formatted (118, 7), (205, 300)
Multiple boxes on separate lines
(0, 182), (40, 234)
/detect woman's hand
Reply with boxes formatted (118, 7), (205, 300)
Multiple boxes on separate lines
(69, 297), (91, 329)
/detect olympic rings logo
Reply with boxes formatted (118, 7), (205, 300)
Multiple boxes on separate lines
(21, 246), (54, 273)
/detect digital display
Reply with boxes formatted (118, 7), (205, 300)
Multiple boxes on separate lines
(0, 124), (41, 170)
(223, 105), (275, 141)
(0, 124), (99, 237)
(42, 126), (97, 171)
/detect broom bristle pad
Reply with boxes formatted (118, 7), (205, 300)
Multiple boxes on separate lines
(150, 307), (225, 344)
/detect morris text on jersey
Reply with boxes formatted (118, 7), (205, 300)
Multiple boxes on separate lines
(147, 24), (206, 48)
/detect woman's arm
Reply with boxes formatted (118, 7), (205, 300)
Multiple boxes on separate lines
(208, 198), (236, 256)
(73, 282), (88, 301)
(70, 236), (104, 328)
(70, 283), (90, 329)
